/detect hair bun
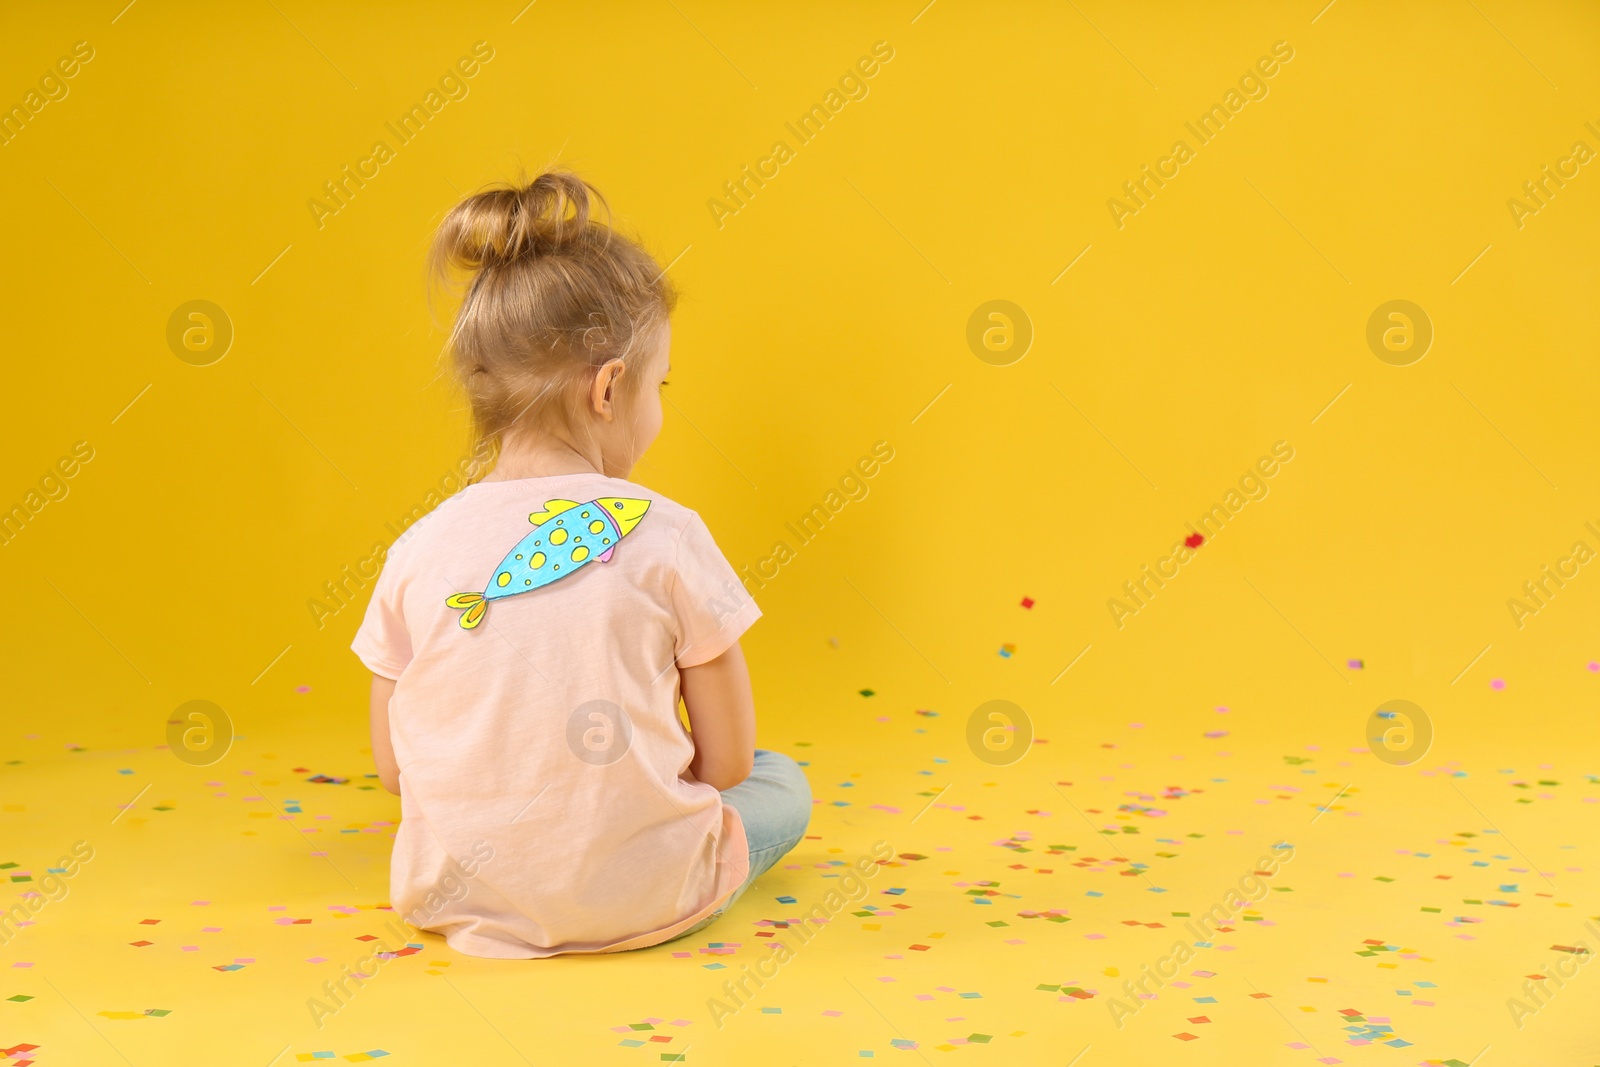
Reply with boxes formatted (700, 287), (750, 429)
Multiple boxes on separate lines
(433, 171), (606, 272)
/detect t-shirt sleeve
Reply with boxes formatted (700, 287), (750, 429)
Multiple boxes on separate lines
(669, 511), (761, 668)
(351, 555), (413, 680)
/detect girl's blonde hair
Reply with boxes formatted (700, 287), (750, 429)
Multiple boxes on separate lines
(429, 171), (677, 471)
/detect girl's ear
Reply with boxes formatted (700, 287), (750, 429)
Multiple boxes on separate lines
(590, 359), (627, 422)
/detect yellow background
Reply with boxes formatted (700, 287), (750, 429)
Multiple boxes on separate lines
(2, 1), (1597, 1063)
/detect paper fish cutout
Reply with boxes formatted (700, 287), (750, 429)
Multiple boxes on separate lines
(445, 497), (650, 629)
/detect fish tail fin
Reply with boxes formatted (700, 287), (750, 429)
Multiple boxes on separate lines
(445, 592), (487, 630)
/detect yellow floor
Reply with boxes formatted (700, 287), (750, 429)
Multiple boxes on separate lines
(5, 655), (1598, 1065)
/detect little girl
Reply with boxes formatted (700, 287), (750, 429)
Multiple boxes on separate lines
(353, 172), (811, 959)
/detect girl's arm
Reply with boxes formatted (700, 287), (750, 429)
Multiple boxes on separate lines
(370, 674), (401, 795)
(680, 641), (755, 791)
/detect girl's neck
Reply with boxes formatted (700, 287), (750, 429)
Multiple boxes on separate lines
(481, 435), (624, 482)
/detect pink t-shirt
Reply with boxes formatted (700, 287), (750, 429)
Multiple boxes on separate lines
(352, 473), (759, 959)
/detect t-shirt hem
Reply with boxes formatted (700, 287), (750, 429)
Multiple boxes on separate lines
(351, 639), (406, 680)
(676, 601), (762, 668)
(435, 806), (751, 960)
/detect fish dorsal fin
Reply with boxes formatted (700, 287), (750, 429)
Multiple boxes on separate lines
(529, 499), (581, 524)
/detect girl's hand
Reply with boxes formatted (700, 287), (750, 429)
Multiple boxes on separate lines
(680, 642), (755, 791)
(370, 674), (401, 795)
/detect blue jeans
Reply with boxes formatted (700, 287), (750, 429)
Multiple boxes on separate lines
(670, 750), (811, 940)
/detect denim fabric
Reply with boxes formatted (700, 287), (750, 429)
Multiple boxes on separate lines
(667, 750), (811, 941)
